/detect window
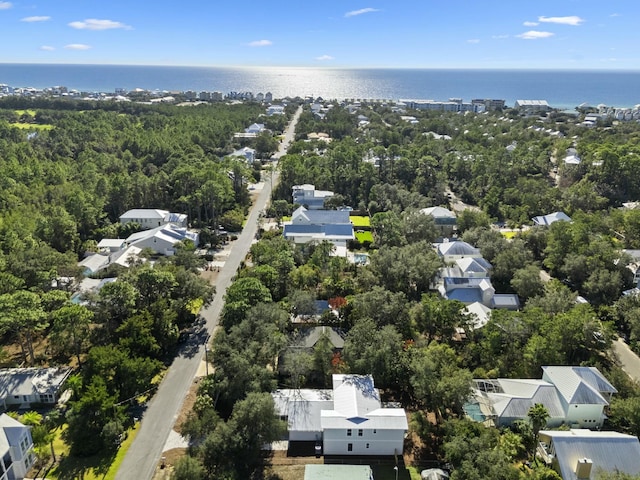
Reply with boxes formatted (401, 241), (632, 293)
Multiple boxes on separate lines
(347, 443), (353, 452)
(373, 429), (377, 434)
(366, 443), (370, 449)
(347, 429), (352, 436)
(358, 429), (363, 436)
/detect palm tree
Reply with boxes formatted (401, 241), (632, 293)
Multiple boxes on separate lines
(528, 403), (550, 463)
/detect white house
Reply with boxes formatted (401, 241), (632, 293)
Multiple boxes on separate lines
(230, 146), (256, 164)
(541, 366), (616, 429)
(515, 100), (551, 113)
(267, 105), (285, 116)
(119, 209), (188, 230)
(125, 224), (198, 255)
(0, 414), (35, 480)
(466, 366), (616, 429)
(420, 207), (457, 236)
(533, 211), (572, 227)
(538, 429), (640, 480)
(0, 368), (72, 409)
(273, 374), (407, 456)
(435, 240), (481, 264)
(292, 184), (334, 210)
(245, 123), (266, 134)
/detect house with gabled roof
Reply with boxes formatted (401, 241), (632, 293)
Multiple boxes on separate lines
(292, 184), (334, 210)
(283, 207), (354, 250)
(466, 366), (616, 429)
(119, 209), (187, 230)
(273, 374), (407, 456)
(420, 207), (457, 236)
(0, 367), (72, 409)
(538, 429), (640, 480)
(230, 146), (256, 164)
(532, 211), (571, 227)
(436, 240), (482, 264)
(125, 224), (198, 255)
(541, 366), (616, 428)
(0, 414), (35, 480)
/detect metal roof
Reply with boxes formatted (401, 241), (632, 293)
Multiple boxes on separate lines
(539, 429), (640, 480)
(437, 241), (481, 257)
(119, 208), (168, 220)
(304, 464), (373, 480)
(272, 389), (333, 434)
(542, 366), (615, 406)
(0, 367), (72, 398)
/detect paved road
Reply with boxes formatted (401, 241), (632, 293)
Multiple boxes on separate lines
(612, 338), (640, 383)
(115, 105), (303, 480)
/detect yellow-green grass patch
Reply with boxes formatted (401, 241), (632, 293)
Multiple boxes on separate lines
(10, 123), (53, 130)
(14, 109), (36, 116)
(355, 231), (374, 244)
(47, 423), (140, 480)
(350, 216), (371, 228)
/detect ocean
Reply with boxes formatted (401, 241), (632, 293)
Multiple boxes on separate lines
(1, 64), (639, 110)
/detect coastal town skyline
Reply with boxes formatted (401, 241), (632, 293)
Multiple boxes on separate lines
(0, 0), (638, 69)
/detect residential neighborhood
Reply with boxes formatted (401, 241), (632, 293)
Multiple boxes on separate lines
(2, 83), (640, 480)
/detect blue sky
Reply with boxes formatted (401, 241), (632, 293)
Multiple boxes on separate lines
(0, 0), (637, 69)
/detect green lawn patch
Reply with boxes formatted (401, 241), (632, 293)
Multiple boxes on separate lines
(46, 423), (140, 480)
(355, 231), (374, 244)
(350, 216), (371, 228)
(14, 109), (36, 116)
(10, 123), (54, 130)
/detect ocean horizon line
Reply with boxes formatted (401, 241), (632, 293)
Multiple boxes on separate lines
(2, 62), (640, 73)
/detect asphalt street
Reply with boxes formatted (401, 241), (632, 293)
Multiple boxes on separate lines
(115, 105), (302, 480)
(612, 338), (640, 383)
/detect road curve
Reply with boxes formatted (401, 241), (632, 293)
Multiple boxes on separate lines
(115, 105), (302, 480)
(612, 338), (640, 384)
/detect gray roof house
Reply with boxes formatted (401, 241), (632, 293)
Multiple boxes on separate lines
(0, 414), (35, 480)
(283, 207), (354, 250)
(125, 224), (198, 255)
(0, 367), (72, 409)
(538, 429), (640, 480)
(292, 184), (334, 210)
(119, 209), (188, 230)
(532, 211), (572, 226)
(466, 366), (616, 429)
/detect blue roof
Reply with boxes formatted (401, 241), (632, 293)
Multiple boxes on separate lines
(284, 224), (354, 237)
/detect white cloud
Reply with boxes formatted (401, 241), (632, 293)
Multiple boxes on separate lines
(345, 7), (380, 18)
(0, 2), (12, 9)
(22, 16), (51, 22)
(246, 39), (272, 47)
(523, 21), (539, 27)
(40, 45), (55, 51)
(64, 44), (91, 50)
(516, 30), (555, 40)
(68, 18), (132, 30)
(538, 15), (584, 26)
(610, 13), (620, 17)
(315, 55), (334, 61)
(467, 39), (480, 44)
(492, 34), (509, 39)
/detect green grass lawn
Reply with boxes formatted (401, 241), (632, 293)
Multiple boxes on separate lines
(350, 216), (371, 228)
(14, 109), (36, 116)
(355, 231), (374, 244)
(45, 423), (140, 480)
(10, 123), (54, 130)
